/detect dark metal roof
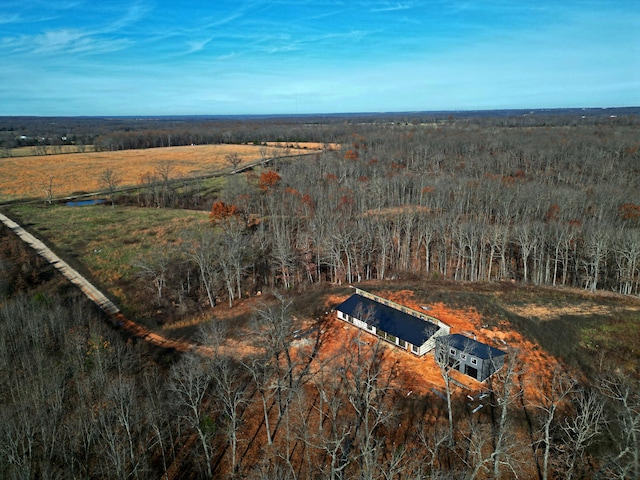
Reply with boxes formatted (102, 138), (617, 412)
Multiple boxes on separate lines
(335, 294), (440, 346)
(437, 334), (506, 360)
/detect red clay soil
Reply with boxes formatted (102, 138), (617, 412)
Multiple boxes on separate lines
(319, 289), (561, 399)
(167, 287), (561, 477)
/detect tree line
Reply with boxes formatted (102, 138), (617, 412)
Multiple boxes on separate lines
(1, 109), (637, 155)
(128, 122), (640, 322)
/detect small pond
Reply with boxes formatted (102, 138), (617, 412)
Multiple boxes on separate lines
(66, 199), (106, 207)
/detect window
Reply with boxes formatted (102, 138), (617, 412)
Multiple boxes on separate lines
(398, 339), (406, 348)
(411, 344), (419, 353)
(450, 348), (456, 356)
(471, 358), (478, 365)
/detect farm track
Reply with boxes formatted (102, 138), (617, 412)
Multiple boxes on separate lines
(0, 151), (325, 354)
(0, 210), (213, 355)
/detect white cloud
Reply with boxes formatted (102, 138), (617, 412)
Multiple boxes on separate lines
(102, 1), (152, 33)
(0, 13), (20, 24)
(4, 28), (131, 56)
(370, 2), (413, 13)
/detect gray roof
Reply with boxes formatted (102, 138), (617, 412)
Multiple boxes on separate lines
(437, 334), (506, 360)
(335, 294), (440, 346)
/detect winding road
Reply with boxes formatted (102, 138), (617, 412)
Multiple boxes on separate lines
(0, 210), (207, 354)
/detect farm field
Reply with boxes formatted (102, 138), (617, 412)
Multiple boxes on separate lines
(7, 144), (96, 157)
(0, 142), (322, 201)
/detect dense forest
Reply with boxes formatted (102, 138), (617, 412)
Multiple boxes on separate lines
(1, 112), (640, 479)
(2, 225), (640, 479)
(117, 118), (640, 317)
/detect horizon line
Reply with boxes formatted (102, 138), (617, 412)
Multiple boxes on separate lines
(2, 106), (640, 120)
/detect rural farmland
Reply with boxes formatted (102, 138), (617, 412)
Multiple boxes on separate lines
(0, 142), (326, 201)
(1, 112), (639, 479)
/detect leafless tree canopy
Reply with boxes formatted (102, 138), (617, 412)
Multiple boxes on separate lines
(2, 112), (640, 478)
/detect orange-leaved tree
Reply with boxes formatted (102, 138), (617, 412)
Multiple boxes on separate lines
(259, 171), (281, 191)
(344, 149), (359, 160)
(620, 203), (640, 223)
(210, 201), (241, 224)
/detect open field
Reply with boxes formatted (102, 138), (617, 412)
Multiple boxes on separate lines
(0, 143), (322, 201)
(6, 204), (210, 312)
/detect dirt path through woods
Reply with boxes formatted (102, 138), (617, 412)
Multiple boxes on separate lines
(0, 210), (208, 354)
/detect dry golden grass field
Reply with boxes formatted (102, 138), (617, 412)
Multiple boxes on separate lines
(0, 143), (324, 201)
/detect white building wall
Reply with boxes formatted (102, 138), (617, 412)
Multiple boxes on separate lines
(353, 318), (374, 333)
(336, 291), (451, 357)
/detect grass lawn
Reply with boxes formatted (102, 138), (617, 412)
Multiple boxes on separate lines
(6, 203), (210, 311)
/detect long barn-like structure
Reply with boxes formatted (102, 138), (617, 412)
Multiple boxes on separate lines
(334, 288), (450, 356)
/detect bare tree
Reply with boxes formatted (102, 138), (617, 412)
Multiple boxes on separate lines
(211, 355), (248, 473)
(597, 371), (640, 479)
(434, 335), (479, 444)
(341, 334), (398, 479)
(0, 143), (11, 158)
(582, 223), (611, 292)
(561, 387), (605, 479)
(484, 352), (525, 479)
(142, 365), (174, 480)
(155, 160), (173, 207)
(226, 152), (242, 173)
(168, 351), (215, 478)
(252, 295), (296, 419)
(244, 356), (275, 445)
(41, 175), (54, 204)
(530, 367), (578, 480)
(134, 250), (172, 305)
(100, 168), (121, 207)
(415, 419), (452, 479)
(305, 348), (354, 479)
(613, 228), (640, 295)
(216, 219), (249, 307)
(462, 353), (526, 479)
(259, 146), (269, 167)
(33, 144), (47, 156)
(184, 230), (220, 308)
(97, 375), (143, 480)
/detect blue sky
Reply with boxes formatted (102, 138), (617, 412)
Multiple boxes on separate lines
(1, 1), (638, 115)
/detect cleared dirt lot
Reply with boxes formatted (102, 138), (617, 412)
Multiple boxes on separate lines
(318, 289), (561, 397)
